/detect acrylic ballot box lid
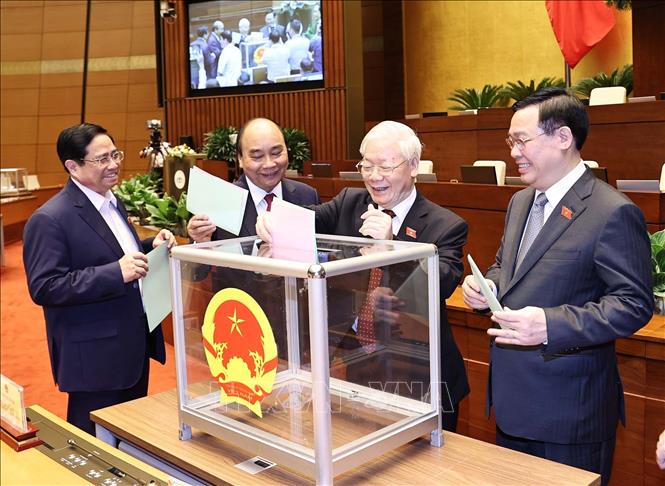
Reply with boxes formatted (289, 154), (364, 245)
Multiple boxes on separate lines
(169, 234), (442, 484)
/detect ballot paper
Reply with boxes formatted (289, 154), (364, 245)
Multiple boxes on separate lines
(186, 166), (248, 235)
(143, 242), (172, 332)
(467, 254), (503, 314)
(269, 198), (317, 263)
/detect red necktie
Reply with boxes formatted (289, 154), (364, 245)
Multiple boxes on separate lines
(357, 267), (383, 348)
(357, 209), (396, 348)
(264, 193), (275, 211)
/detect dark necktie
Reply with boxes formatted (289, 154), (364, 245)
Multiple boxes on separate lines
(515, 193), (548, 269)
(264, 193), (275, 211)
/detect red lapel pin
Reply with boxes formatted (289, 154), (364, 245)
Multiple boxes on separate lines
(561, 206), (573, 220)
(406, 227), (417, 238)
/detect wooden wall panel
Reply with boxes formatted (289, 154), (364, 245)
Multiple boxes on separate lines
(163, 1), (347, 161)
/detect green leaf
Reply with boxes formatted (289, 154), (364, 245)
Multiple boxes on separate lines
(573, 64), (633, 97)
(447, 84), (504, 111)
(281, 127), (311, 172)
(202, 126), (238, 165)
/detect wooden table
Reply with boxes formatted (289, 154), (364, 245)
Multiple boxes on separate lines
(91, 389), (600, 485)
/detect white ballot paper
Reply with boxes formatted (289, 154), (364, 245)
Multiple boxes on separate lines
(467, 254), (503, 314)
(186, 166), (248, 235)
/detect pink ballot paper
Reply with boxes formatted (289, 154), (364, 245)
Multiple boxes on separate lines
(268, 198), (317, 262)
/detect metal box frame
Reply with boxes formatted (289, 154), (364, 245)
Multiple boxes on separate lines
(169, 234), (443, 484)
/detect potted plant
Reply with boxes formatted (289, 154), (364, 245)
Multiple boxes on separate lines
(447, 84), (504, 111)
(574, 64), (633, 98)
(500, 77), (565, 105)
(651, 230), (665, 314)
(202, 126), (239, 180)
(281, 127), (311, 174)
(114, 172), (161, 225)
(146, 192), (191, 239)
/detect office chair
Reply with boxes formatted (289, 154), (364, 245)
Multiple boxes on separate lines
(473, 160), (506, 186)
(589, 87), (627, 106)
(418, 160), (434, 174)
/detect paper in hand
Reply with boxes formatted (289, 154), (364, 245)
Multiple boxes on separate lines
(467, 254), (503, 314)
(268, 198), (317, 262)
(186, 166), (248, 236)
(143, 242), (172, 332)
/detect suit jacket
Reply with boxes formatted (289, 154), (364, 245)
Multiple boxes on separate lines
(485, 169), (653, 444)
(261, 24), (287, 42)
(23, 179), (166, 393)
(314, 187), (470, 406)
(207, 33), (222, 79)
(211, 174), (321, 240)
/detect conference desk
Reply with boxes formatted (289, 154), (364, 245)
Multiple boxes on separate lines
(91, 389), (600, 485)
(0, 185), (62, 243)
(366, 101), (665, 186)
(292, 176), (665, 273)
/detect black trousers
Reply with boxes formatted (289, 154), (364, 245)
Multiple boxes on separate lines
(496, 426), (616, 486)
(66, 357), (150, 436)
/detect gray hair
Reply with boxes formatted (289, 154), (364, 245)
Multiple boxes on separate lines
(359, 121), (422, 163)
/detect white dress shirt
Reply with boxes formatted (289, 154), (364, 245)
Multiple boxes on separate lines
(245, 177), (283, 214)
(378, 186), (417, 236)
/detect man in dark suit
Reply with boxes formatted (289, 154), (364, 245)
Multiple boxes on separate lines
(462, 88), (653, 485)
(23, 123), (175, 435)
(187, 117), (319, 241)
(207, 20), (224, 79)
(257, 120), (469, 432)
(260, 11), (286, 42)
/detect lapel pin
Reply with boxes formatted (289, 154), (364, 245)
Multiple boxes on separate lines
(561, 206), (573, 220)
(406, 227), (417, 238)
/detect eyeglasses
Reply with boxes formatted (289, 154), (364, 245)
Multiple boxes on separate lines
(81, 150), (124, 166)
(505, 132), (546, 152)
(356, 159), (408, 176)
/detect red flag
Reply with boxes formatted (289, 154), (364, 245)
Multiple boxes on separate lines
(546, 0), (616, 68)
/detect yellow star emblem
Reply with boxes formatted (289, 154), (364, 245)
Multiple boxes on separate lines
(228, 308), (245, 335)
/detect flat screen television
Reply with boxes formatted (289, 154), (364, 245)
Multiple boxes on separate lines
(187, 0), (323, 96)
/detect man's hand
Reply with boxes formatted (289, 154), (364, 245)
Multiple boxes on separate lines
(488, 306), (548, 346)
(359, 204), (393, 240)
(153, 229), (176, 248)
(255, 212), (274, 244)
(119, 252), (149, 283)
(187, 214), (216, 243)
(656, 429), (665, 470)
(462, 274), (490, 310)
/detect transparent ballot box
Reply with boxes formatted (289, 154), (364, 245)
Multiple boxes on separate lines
(169, 235), (443, 483)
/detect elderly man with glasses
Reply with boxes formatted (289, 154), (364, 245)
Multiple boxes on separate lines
(462, 88), (652, 485)
(257, 120), (470, 432)
(23, 123), (176, 435)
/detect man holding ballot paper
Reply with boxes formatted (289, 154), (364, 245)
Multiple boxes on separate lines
(187, 117), (319, 242)
(461, 88), (652, 485)
(257, 120), (469, 432)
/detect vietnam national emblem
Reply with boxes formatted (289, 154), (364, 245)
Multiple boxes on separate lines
(201, 288), (278, 417)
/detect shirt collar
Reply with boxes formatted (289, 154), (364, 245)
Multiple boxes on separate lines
(71, 177), (116, 212)
(245, 176), (283, 208)
(378, 186), (417, 226)
(538, 159), (586, 208)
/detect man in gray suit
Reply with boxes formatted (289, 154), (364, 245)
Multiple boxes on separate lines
(462, 88), (652, 485)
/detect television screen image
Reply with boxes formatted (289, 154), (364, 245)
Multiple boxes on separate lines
(187, 0), (323, 96)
